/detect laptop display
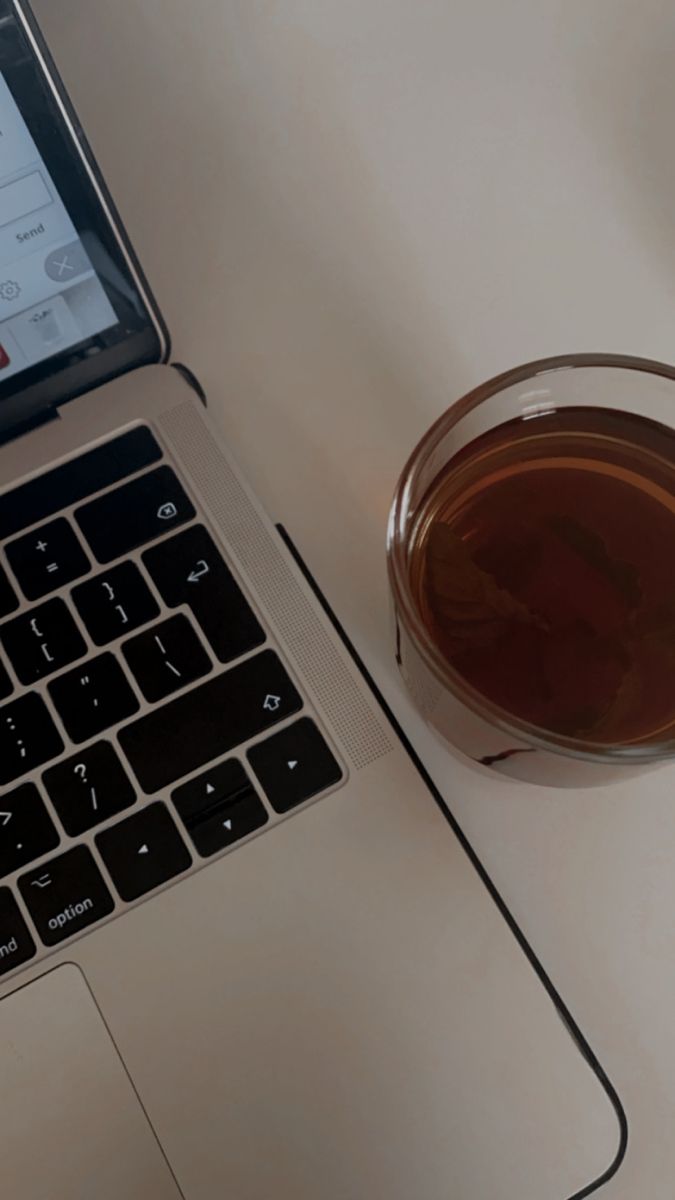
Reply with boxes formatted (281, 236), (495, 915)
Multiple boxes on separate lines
(0, 0), (165, 414)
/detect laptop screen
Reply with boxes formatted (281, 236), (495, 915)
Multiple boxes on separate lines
(0, 2), (167, 420)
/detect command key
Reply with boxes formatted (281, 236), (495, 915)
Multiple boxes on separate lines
(0, 887), (36, 977)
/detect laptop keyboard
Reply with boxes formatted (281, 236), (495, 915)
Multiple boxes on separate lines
(0, 426), (343, 978)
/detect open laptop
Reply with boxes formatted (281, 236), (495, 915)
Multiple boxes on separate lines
(0, 4), (625, 1197)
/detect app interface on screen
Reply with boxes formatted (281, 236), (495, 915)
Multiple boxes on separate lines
(0, 71), (117, 381)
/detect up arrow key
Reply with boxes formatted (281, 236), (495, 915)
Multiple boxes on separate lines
(138, 844), (149, 856)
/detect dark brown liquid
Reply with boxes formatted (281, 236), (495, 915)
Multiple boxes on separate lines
(411, 406), (675, 744)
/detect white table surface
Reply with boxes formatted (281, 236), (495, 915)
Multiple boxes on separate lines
(35, 2), (675, 1195)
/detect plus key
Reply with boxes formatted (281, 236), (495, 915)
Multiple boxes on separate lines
(5, 517), (89, 600)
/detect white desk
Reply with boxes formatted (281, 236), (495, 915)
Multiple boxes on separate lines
(36, 2), (675, 1195)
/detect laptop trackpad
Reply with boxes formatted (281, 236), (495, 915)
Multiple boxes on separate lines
(0, 964), (181, 1200)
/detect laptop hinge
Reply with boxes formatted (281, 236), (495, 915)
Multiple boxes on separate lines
(0, 360), (205, 449)
(0, 395), (59, 448)
(171, 361), (207, 407)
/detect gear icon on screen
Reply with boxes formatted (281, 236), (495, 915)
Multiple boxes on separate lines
(0, 280), (21, 301)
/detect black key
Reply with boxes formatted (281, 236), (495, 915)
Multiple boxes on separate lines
(6, 517), (89, 600)
(72, 562), (160, 645)
(48, 653), (139, 744)
(119, 649), (302, 793)
(0, 887), (36, 976)
(0, 783), (60, 878)
(0, 656), (12, 701)
(171, 757), (253, 816)
(247, 718), (342, 813)
(143, 525), (265, 663)
(0, 428), (162, 541)
(76, 466), (195, 564)
(0, 565), (18, 618)
(0, 693), (64, 786)
(19, 846), (114, 947)
(122, 614), (211, 703)
(95, 802), (191, 902)
(43, 741), (136, 836)
(172, 759), (267, 857)
(0, 598), (87, 684)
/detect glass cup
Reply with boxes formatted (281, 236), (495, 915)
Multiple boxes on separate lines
(387, 353), (675, 786)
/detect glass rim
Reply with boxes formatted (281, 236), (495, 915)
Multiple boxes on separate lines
(387, 351), (675, 764)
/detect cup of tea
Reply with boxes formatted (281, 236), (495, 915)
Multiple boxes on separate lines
(387, 354), (675, 786)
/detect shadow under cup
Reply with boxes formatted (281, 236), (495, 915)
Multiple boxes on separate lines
(387, 354), (675, 787)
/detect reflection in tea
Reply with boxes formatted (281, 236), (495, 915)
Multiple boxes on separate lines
(410, 407), (675, 744)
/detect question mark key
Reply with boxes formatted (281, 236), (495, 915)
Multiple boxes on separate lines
(43, 742), (136, 837)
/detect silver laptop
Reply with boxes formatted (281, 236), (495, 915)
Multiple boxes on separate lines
(0, 4), (625, 1197)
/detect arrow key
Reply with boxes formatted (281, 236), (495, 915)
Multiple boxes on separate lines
(95, 802), (191, 902)
(248, 718), (343, 814)
(172, 759), (267, 857)
(189, 790), (267, 857)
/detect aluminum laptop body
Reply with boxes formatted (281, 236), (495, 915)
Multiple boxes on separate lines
(0, 5), (624, 1198)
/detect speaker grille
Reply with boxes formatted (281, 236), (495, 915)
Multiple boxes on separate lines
(159, 404), (392, 770)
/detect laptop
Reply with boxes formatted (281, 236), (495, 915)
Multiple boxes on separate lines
(0, 4), (624, 1197)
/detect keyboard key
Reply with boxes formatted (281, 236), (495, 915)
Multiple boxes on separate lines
(43, 741), (136, 837)
(0, 427), (162, 541)
(95, 802), (191, 902)
(6, 517), (90, 600)
(143, 525), (265, 662)
(122, 614), (211, 702)
(48, 653), (139, 744)
(76, 466), (195, 564)
(119, 649), (302, 793)
(0, 693), (64, 786)
(247, 718), (342, 813)
(0, 783), (60, 878)
(0, 565), (18, 618)
(0, 657), (12, 701)
(0, 887), (36, 976)
(72, 562), (160, 645)
(171, 757), (253, 816)
(19, 845), (114, 947)
(172, 759), (267, 857)
(0, 598), (87, 684)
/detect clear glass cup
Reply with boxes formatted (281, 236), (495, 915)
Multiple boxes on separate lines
(387, 353), (675, 786)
